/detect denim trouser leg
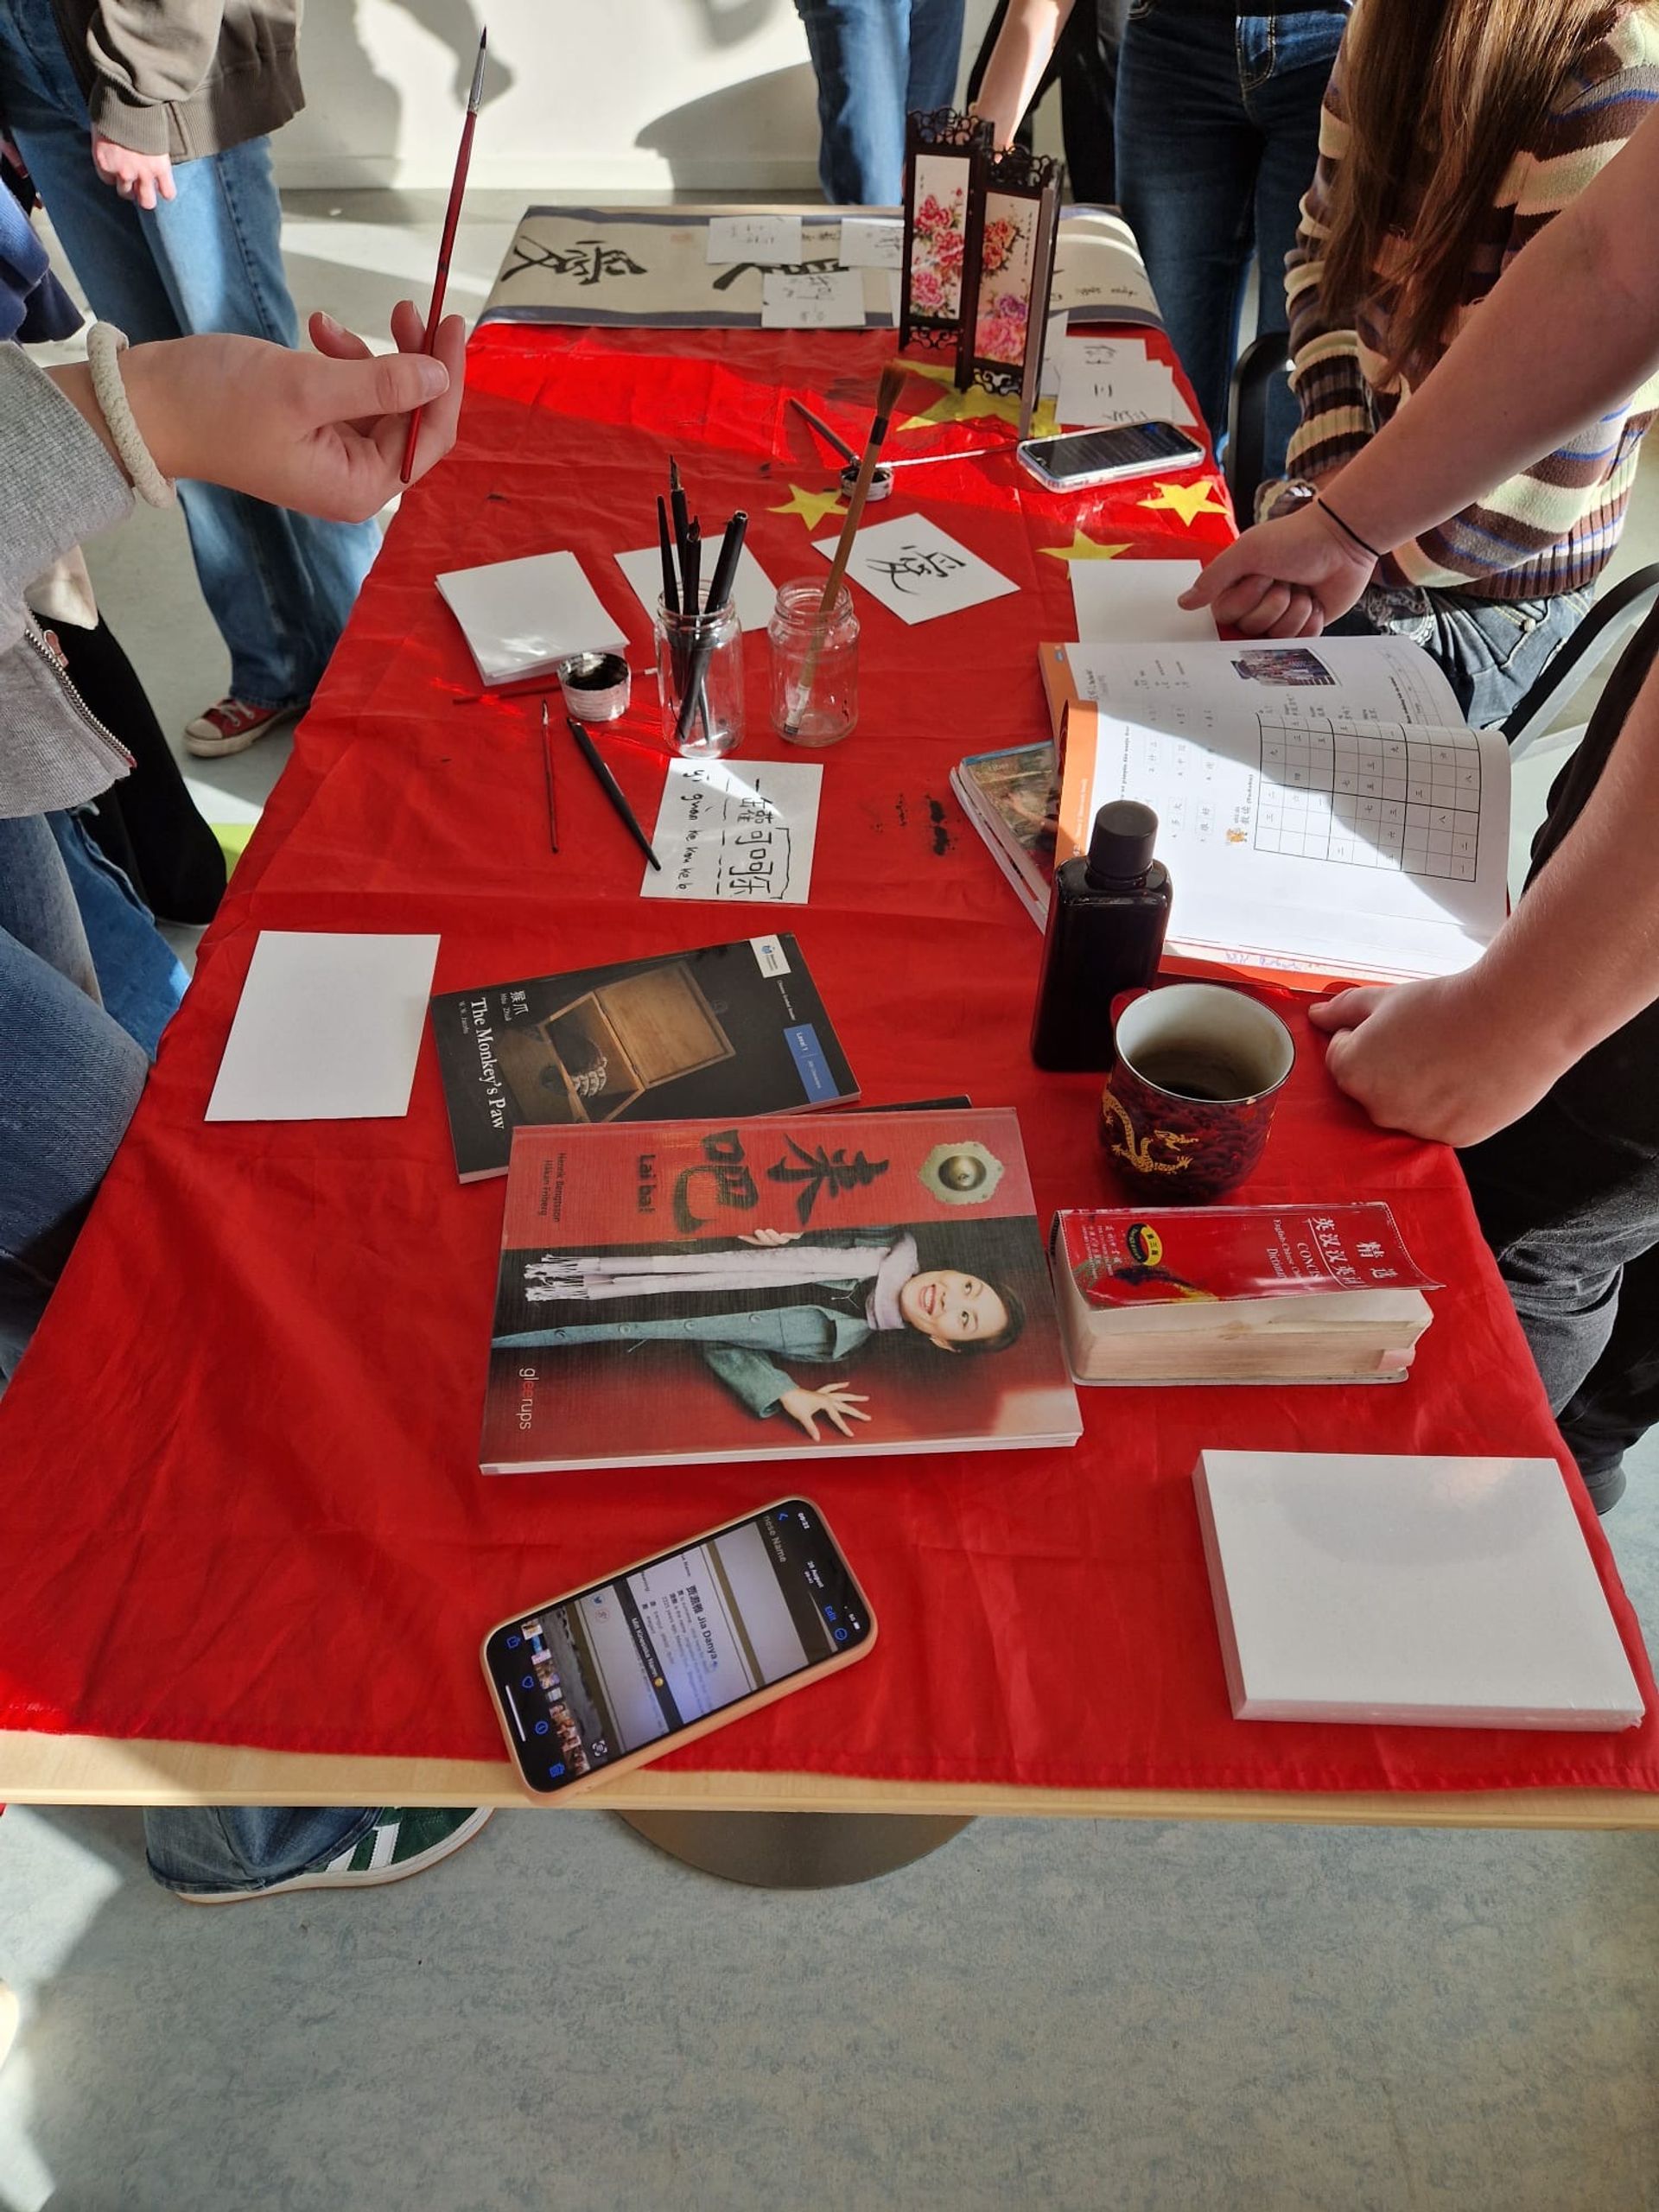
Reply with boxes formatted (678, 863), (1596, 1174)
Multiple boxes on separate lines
(1237, 12), (1349, 477)
(0, 816), (149, 1373)
(793, 0), (964, 203)
(1116, 5), (1345, 467)
(906, 0), (966, 120)
(144, 1807), (379, 1895)
(1329, 587), (1592, 731)
(48, 813), (188, 1058)
(0, 0), (379, 706)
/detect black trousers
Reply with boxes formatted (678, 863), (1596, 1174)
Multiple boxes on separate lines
(965, 0), (1124, 205)
(54, 617), (226, 926)
(1459, 605), (1659, 1501)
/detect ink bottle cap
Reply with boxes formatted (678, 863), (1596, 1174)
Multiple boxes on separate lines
(1086, 801), (1159, 885)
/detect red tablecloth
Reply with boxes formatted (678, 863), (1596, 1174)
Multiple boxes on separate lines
(3, 322), (1656, 1796)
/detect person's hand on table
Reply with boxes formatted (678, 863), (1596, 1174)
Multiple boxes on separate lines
(779, 1386), (871, 1442)
(84, 300), (467, 520)
(1179, 499), (1377, 638)
(91, 129), (175, 208)
(1311, 973), (1573, 1147)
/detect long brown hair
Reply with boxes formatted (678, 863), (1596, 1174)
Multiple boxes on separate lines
(1320, 0), (1628, 380)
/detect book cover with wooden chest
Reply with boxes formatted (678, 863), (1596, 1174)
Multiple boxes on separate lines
(431, 935), (858, 1179)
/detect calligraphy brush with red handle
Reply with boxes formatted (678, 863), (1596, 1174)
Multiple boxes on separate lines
(400, 27), (486, 484)
(783, 357), (905, 736)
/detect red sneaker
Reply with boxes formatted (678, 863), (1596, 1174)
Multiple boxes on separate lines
(183, 696), (292, 757)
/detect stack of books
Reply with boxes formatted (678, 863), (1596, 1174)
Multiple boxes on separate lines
(949, 742), (1058, 928)
(1049, 1204), (1437, 1385)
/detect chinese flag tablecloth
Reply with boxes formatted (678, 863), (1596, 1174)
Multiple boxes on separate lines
(2, 321), (1656, 1799)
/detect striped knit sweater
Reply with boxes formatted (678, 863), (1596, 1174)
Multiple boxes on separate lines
(1284, 6), (1659, 600)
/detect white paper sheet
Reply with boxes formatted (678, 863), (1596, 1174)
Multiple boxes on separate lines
(1069, 557), (1217, 645)
(613, 543), (778, 632)
(1053, 337), (1195, 429)
(435, 550), (627, 685)
(1036, 310), (1070, 397)
(206, 931), (440, 1122)
(812, 513), (1019, 626)
(1058, 638), (1508, 982)
(761, 269), (868, 328)
(706, 213), (804, 265)
(838, 216), (904, 269)
(640, 757), (823, 906)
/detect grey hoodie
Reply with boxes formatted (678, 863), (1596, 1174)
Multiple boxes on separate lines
(0, 343), (135, 818)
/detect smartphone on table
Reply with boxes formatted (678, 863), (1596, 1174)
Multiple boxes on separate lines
(481, 1497), (876, 1797)
(1017, 420), (1206, 492)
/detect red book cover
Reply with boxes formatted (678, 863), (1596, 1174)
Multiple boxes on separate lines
(1056, 1203), (1440, 1308)
(483, 1109), (1081, 1471)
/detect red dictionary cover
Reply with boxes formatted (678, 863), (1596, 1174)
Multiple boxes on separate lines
(485, 1109), (1082, 1471)
(1057, 1202), (1440, 1308)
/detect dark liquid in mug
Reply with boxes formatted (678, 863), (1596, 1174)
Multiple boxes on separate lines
(1129, 1048), (1257, 1102)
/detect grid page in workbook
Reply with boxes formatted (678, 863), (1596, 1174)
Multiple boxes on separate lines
(1255, 717), (1483, 883)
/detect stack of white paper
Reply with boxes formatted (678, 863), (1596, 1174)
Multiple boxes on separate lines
(1053, 337), (1195, 429)
(436, 551), (626, 686)
(1193, 1450), (1646, 1730)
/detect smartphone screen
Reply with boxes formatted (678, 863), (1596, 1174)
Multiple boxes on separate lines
(1021, 421), (1203, 480)
(483, 1500), (873, 1794)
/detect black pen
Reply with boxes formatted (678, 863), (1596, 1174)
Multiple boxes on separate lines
(673, 509), (748, 749)
(656, 494), (680, 618)
(566, 713), (662, 872)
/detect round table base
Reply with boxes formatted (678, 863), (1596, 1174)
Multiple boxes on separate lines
(618, 1809), (975, 1889)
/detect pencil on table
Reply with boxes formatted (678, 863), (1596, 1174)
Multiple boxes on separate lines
(540, 699), (559, 854)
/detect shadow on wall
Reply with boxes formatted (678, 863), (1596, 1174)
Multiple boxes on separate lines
(636, 65), (823, 192)
(688, 0), (784, 46)
(289, 0), (510, 201)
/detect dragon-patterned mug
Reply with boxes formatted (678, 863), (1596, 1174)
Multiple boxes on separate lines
(1100, 983), (1294, 1202)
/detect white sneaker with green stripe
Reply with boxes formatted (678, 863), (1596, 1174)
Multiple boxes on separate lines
(178, 1808), (493, 1905)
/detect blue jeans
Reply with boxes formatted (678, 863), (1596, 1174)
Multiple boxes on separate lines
(1330, 584), (1595, 733)
(1116, 2), (1348, 474)
(0, 810), (182, 1372)
(792, 0), (967, 203)
(144, 1806), (378, 1895)
(0, 0), (379, 708)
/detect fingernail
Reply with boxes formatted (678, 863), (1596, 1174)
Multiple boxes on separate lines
(315, 309), (342, 334)
(414, 358), (448, 397)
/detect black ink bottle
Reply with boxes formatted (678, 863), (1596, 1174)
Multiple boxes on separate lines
(1030, 800), (1172, 1071)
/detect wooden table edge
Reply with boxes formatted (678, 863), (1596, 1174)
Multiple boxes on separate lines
(2, 1730), (1656, 1829)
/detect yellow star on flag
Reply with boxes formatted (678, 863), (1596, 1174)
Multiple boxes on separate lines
(897, 379), (1018, 431)
(1137, 478), (1230, 527)
(1039, 530), (1133, 563)
(768, 482), (848, 530)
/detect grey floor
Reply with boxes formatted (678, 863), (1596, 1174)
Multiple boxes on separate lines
(5, 195), (1659, 2212)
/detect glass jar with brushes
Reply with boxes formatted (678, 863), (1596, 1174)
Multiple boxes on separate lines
(769, 578), (860, 747)
(655, 585), (745, 759)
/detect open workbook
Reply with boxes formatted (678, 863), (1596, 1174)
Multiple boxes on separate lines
(1039, 636), (1510, 988)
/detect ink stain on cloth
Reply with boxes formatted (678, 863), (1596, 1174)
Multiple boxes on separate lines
(927, 797), (953, 856)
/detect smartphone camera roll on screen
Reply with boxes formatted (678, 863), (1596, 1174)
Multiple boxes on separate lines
(484, 1501), (872, 1795)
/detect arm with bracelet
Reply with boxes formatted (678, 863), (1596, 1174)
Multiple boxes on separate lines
(1183, 100), (1659, 639)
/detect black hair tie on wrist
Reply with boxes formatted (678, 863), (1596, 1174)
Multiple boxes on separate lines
(1315, 494), (1384, 564)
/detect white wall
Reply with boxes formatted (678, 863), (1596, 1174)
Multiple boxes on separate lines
(277, 0), (1003, 194)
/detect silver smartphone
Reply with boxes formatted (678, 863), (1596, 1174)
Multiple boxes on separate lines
(1016, 420), (1206, 492)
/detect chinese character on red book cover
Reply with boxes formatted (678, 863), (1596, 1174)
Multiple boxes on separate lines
(482, 1109), (1082, 1471)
